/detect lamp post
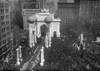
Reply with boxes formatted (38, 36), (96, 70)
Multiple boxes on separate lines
(19, 46), (23, 61)
(40, 46), (45, 66)
(16, 48), (20, 66)
(80, 33), (84, 45)
(28, 15), (37, 48)
(44, 16), (53, 48)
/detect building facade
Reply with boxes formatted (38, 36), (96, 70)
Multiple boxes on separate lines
(28, 12), (61, 48)
(57, 0), (100, 34)
(0, 0), (12, 64)
(21, 0), (48, 30)
(57, 0), (80, 34)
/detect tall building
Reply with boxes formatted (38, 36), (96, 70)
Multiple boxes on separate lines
(0, 0), (12, 64)
(57, 0), (80, 34)
(57, 0), (100, 35)
(79, 0), (99, 21)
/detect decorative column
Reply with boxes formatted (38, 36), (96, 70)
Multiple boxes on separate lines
(28, 15), (37, 48)
(45, 34), (49, 48)
(57, 22), (60, 37)
(16, 48), (20, 66)
(35, 24), (37, 43)
(40, 46), (45, 66)
(44, 16), (53, 48)
(48, 24), (52, 47)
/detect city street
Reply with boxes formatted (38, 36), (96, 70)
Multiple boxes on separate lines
(1, 0), (100, 71)
(20, 37), (44, 71)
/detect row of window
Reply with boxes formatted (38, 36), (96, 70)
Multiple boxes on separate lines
(1, 26), (10, 33)
(0, 3), (9, 8)
(1, 21), (9, 26)
(6, 15), (9, 19)
(0, 37), (11, 54)
(2, 40), (6, 45)
(1, 15), (4, 20)
(0, 9), (9, 14)
(2, 32), (10, 39)
(1, 28), (5, 33)
(0, 3), (4, 8)
(0, 15), (9, 20)
(2, 37), (10, 45)
(2, 34), (6, 38)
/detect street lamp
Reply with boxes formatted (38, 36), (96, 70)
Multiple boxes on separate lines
(19, 46), (23, 62)
(16, 48), (20, 66)
(44, 16), (53, 48)
(40, 46), (45, 66)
